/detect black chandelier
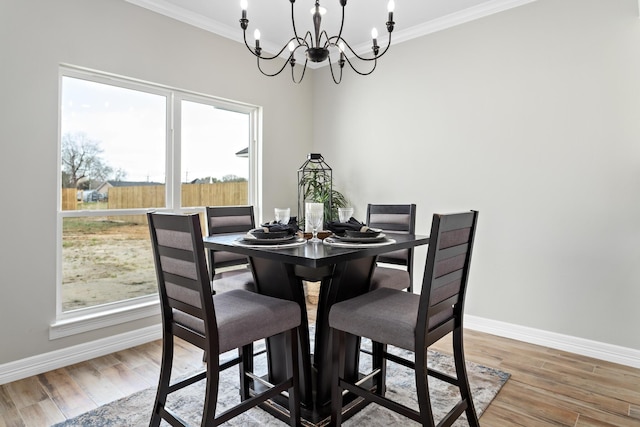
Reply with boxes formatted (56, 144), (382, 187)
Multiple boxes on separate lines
(239, 0), (395, 84)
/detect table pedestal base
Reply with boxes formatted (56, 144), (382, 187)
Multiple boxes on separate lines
(255, 376), (378, 427)
(249, 255), (379, 425)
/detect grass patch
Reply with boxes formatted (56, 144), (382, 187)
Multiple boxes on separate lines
(63, 217), (139, 235)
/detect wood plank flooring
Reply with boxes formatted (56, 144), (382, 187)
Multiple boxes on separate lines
(1, 301), (639, 426)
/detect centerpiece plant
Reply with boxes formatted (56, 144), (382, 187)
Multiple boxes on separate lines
(297, 153), (348, 227)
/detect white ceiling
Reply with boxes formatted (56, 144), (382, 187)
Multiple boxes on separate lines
(125, 0), (535, 67)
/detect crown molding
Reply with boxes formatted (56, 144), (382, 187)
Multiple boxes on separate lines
(125, 0), (239, 41)
(391, 0), (537, 46)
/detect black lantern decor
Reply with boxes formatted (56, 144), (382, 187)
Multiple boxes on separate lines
(298, 153), (332, 229)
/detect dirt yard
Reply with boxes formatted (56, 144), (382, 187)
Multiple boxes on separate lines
(62, 218), (157, 311)
(61, 216), (322, 313)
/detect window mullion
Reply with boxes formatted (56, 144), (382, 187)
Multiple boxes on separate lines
(168, 92), (180, 210)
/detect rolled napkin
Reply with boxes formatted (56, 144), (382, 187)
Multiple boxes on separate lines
(326, 217), (371, 235)
(259, 221), (296, 235)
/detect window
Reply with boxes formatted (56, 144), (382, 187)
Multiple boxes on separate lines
(179, 98), (251, 206)
(57, 67), (259, 324)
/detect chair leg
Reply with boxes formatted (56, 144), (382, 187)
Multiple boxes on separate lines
(202, 352), (220, 427)
(287, 329), (301, 427)
(453, 328), (480, 427)
(240, 343), (254, 400)
(371, 341), (387, 397)
(414, 347), (436, 427)
(331, 329), (346, 426)
(150, 333), (174, 427)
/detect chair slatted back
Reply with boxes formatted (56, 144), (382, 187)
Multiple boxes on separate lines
(417, 211), (478, 348)
(148, 212), (218, 352)
(205, 206), (255, 276)
(366, 204), (416, 266)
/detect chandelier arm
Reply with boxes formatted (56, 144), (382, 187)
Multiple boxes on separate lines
(372, 31), (393, 59)
(242, 30), (293, 60)
(325, 36), (341, 49)
(343, 55), (378, 76)
(288, 31), (312, 53)
(291, 59), (309, 84)
(243, 31), (259, 57)
(331, 37), (391, 62)
(335, 1), (346, 43)
(328, 37), (368, 59)
(290, 0), (302, 43)
(318, 30), (331, 48)
(302, 31), (313, 47)
(261, 40), (298, 60)
(327, 55), (343, 84)
(256, 54), (293, 77)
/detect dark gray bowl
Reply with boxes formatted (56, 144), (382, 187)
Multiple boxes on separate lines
(344, 229), (381, 238)
(250, 229), (290, 239)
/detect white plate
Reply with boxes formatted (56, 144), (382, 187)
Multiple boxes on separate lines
(241, 234), (296, 244)
(233, 237), (307, 248)
(324, 237), (396, 248)
(333, 233), (386, 243)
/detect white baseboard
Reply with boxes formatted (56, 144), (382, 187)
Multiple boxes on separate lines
(2, 315), (639, 386)
(465, 315), (640, 369)
(0, 324), (162, 385)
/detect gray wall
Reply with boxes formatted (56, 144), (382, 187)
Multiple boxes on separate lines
(2, 0), (639, 368)
(0, 0), (313, 364)
(312, 0), (640, 350)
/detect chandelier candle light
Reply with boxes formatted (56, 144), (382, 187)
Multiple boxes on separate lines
(239, 0), (395, 84)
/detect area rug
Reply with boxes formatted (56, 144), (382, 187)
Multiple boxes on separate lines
(53, 339), (509, 427)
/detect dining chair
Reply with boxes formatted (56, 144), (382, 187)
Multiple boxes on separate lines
(366, 203), (417, 292)
(329, 210), (480, 427)
(206, 205), (256, 294)
(147, 212), (301, 427)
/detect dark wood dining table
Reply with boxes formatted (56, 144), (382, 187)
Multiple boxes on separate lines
(203, 232), (429, 426)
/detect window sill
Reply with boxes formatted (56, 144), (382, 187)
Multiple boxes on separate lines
(50, 297), (161, 340)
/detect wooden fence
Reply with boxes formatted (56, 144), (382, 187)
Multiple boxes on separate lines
(61, 182), (248, 224)
(61, 188), (78, 210)
(181, 182), (248, 207)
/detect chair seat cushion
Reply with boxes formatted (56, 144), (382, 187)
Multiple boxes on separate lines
(173, 289), (300, 354)
(369, 266), (410, 291)
(329, 288), (418, 351)
(212, 268), (255, 293)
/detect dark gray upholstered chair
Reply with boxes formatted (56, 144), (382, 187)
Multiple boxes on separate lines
(367, 204), (417, 292)
(147, 212), (301, 427)
(330, 211), (480, 427)
(206, 206), (256, 294)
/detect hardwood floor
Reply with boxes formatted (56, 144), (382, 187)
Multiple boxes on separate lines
(431, 330), (640, 426)
(1, 301), (639, 426)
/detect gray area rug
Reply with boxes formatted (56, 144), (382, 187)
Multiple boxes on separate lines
(53, 338), (509, 426)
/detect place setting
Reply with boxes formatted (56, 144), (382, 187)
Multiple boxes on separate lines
(324, 208), (396, 248)
(232, 207), (307, 248)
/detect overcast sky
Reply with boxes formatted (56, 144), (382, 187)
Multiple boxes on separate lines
(61, 76), (249, 184)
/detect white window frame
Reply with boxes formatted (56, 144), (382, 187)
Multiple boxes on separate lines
(51, 65), (261, 339)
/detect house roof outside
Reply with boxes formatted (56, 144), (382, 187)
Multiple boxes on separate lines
(96, 180), (164, 193)
(105, 180), (164, 187)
